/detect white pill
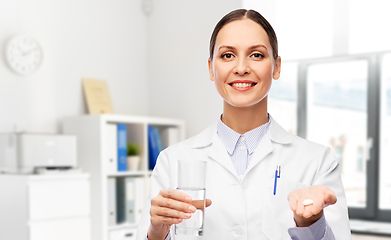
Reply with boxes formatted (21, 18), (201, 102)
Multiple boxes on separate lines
(303, 199), (314, 206)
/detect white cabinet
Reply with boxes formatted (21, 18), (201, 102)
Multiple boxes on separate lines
(62, 114), (185, 240)
(109, 228), (137, 240)
(0, 174), (91, 240)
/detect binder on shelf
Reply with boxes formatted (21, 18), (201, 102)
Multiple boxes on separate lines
(153, 127), (163, 153)
(125, 177), (135, 223)
(161, 127), (179, 148)
(134, 177), (145, 224)
(116, 177), (135, 224)
(106, 124), (118, 174)
(148, 126), (159, 170)
(117, 124), (127, 171)
(116, 178), (125, 223)
(107, 178), (117, 226)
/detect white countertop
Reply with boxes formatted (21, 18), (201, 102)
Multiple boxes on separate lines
(350, 219), (391, 235)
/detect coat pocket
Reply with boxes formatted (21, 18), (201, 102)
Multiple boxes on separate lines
(262, 177), (309, 240)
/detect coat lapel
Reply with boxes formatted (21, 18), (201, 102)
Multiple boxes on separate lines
(245, 132), (274, 175)
(207, 135), (239, 178)
(190, 122), (239, 178)
(245, 117), (293, 175)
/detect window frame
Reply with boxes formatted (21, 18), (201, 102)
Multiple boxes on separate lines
(294, 52), (391, 222)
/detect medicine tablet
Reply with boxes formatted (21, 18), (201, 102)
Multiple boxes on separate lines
(303, 199), (314, 206)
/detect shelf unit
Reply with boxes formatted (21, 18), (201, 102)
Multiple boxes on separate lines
(62, 114), (185, 240)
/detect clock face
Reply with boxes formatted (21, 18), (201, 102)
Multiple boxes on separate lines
(5, 35), (43, 75)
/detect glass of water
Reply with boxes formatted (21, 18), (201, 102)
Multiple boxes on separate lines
(175, 160), (207, 236)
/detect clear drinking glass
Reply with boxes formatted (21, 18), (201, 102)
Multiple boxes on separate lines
(175, 160), (207, 236)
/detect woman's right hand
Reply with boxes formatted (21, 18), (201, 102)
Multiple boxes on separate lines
(148, 189), (212, 240)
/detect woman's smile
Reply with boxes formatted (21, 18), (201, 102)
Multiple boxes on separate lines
(229, 80), (258, 91)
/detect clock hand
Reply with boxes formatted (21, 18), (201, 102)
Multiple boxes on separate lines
(18, 46), (26, 55)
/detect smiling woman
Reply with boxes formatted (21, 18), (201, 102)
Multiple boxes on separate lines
(137, 9), (351, 240)
(208, 16), (280, 132)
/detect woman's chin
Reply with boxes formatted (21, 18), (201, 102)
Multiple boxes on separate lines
(225, 99), (266, 109)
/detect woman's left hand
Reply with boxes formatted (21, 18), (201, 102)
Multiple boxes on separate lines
(288, 185), (337, 227)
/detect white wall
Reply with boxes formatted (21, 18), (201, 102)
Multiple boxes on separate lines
(0, 0), (243, 138)
(0, 0), (150, 133)
(147, 0), (242, 138)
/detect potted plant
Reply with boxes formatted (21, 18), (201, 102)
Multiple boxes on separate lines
(127, 142), (140, 171)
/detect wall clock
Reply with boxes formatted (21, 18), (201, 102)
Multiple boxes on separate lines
(5, 35), (43, 75)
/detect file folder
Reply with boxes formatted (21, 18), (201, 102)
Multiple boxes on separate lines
(107, 177), (117, 226)
(161, 127), (179, 148)
(116, 177), (135, 223)
(134, 177), (145, 224)
(117, 124), (127, 171)
(106, 124), (118, 174)
(148, 126), (159, 170)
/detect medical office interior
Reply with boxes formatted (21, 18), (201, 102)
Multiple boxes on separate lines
(0, 0), (391, 239)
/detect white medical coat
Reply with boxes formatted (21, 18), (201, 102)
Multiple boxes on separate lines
(136, 117), (351, 240)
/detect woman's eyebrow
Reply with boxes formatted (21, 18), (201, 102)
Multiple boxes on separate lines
(218, 44), (268, 51)
(249, 44), (268, 50)
(218, 45), (235, 50)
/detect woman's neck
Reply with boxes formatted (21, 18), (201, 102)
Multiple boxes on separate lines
(221, 98), (269, 134)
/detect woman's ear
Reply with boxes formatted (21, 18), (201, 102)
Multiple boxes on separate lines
(208, 58), (215, 81)
(272, 56), (281, 80)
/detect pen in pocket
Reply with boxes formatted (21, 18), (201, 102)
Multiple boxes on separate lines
(273, 165), (281, 195)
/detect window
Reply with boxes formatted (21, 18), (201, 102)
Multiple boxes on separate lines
(268, 62), (298, 135)
(295, 53), (391, 221)
(334, 145), (344, 170)
(379, 53), (391, 211)
(306, 59), (368, 209)
(268, 54), (391, 217)
(357, 147), (364, 173)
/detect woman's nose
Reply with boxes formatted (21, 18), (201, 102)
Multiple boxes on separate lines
(233, 57), (250, 75)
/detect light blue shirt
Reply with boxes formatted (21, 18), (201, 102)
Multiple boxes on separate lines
(217, 115), (270, 176)
(217, 115), (328, 240)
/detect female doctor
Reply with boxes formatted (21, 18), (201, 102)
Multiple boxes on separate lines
(137, 9), (351, 240)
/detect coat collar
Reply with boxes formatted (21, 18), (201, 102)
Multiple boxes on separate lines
(190, 116), (293, 178)
(190, 116), (293, 149)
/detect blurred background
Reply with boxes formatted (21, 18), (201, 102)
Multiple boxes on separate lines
(1, 0), (391, 239)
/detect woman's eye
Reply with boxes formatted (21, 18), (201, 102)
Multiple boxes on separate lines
(252, 53), (264, 58)
(222, 53), (234, 59)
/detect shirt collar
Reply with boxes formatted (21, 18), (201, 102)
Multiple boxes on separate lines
(217, 114), (271, 155)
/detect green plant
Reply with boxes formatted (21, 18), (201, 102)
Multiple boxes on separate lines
(127, 143), (139, 156)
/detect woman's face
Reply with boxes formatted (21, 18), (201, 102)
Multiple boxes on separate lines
(208, 18), (281, 108)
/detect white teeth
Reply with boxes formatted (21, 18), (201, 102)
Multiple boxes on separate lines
(232, 83), (252, 88)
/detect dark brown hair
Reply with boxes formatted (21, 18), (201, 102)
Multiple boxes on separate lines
(209, 9), (278, 61)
